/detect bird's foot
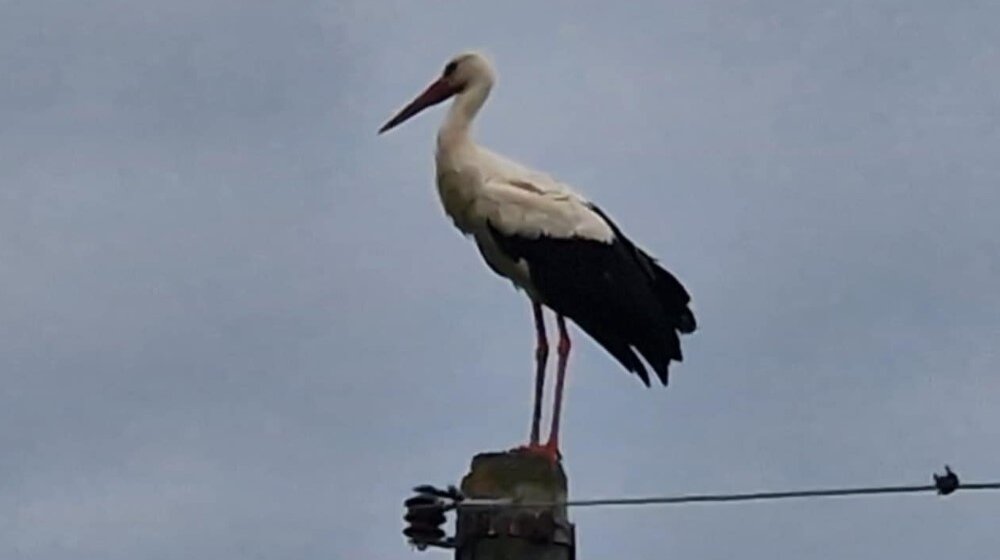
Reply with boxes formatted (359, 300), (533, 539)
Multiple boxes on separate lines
(512, 441), (561, 463)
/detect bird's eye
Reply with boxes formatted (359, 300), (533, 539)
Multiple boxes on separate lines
(443, 61), (458, 77)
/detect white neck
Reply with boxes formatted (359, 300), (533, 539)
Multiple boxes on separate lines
(437, 81), (491, 151)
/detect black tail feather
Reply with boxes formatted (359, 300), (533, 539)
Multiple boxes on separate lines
(644, 254), (697, 335)
(573, 317), (653, 387)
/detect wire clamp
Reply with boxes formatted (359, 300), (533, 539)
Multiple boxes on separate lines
(933, 465), (960, 496)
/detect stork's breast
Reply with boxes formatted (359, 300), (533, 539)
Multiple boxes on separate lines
(436, 170), (478, 233)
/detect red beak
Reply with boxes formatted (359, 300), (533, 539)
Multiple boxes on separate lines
(378, 78), (459, 134)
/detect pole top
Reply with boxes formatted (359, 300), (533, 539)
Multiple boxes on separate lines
(457, 450), (575, 557)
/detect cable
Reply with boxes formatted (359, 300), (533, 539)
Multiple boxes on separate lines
(402, 468), (998, 549)
(407, 467), (1000, 512)
(462, 481), (1000, 510)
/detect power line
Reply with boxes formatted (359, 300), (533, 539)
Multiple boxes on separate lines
(408, 466), (1000, 512)
(404, 466), (997, 551)
(464, 481), (1000, 510)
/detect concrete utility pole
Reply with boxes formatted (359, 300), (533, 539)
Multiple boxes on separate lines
(455, 450), (575, 560)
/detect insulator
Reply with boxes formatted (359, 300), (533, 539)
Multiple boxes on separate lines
(403, 491), (455, 550)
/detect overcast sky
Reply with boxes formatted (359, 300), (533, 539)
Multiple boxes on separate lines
(2, 1), (998, 558)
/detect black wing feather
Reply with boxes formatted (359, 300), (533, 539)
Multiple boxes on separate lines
(487, 205), (696, 386)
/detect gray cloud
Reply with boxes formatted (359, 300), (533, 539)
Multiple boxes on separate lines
(2, 1), (998, 558)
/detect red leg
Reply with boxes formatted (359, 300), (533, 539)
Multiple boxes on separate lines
(514, 304), (560, 463)
(528, 301), (548, 445)
(544, 315), (571, 458)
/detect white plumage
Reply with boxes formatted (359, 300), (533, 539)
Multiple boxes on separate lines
(440, 147), (615, 296)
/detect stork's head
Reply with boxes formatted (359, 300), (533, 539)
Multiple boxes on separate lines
(378, 51), (495, 134)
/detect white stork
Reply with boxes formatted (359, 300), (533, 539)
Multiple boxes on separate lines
(379, 52), (696, 461)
